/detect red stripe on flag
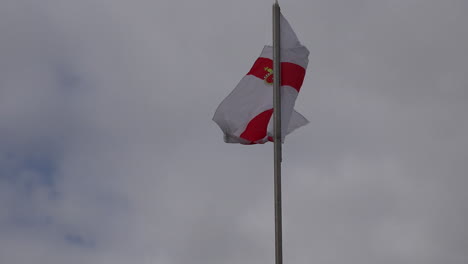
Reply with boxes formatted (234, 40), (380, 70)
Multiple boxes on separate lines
(282, 62), (307, 91)
(240, 109), (274, 142)
(246, 57), (306, 92)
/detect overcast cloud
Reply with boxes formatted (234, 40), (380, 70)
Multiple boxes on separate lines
(0, 0), (467, 263)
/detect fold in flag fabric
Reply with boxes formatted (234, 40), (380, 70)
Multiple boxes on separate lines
(213, 13), (309, 144)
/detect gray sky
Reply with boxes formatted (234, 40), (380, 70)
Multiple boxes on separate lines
(1, 0), (467, 263)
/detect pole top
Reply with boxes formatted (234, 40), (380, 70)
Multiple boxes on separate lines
(274, 0), (280, 8)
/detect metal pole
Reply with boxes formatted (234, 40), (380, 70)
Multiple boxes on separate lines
(272, 2), (282, 264)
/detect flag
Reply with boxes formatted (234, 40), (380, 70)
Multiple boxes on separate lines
(213, 13), (309, 144)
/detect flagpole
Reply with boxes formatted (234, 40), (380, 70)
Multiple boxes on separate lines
(272, 2), (283, 264)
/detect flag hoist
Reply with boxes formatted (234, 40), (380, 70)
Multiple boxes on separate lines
(213, 2), (309, 264)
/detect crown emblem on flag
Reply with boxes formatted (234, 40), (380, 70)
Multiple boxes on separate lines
(263, 67), (274, 85)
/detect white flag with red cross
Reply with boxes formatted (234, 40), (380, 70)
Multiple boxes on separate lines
(213, 13), (309, 144)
